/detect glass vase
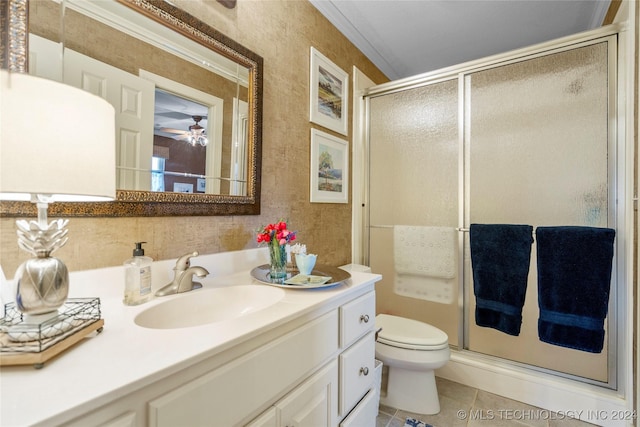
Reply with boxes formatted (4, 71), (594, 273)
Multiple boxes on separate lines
(269, 240), (287, 279)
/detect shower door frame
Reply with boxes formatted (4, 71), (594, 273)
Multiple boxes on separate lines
(359, 25), (629, 395)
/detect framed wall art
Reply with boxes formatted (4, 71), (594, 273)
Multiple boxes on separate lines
(310, 128), (348, 203)
(309, 47), (349, 136)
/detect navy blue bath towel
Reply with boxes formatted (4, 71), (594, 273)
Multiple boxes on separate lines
(470, 224), (534, 336)
(536, 226), (615, 353)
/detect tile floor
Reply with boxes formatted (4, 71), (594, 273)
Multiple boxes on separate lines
(376, 377), (599, 427)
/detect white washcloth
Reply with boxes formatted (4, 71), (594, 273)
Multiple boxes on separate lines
(393, 226), (456, 279)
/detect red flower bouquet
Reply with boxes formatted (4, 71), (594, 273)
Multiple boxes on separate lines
(257, 220), (296, 279)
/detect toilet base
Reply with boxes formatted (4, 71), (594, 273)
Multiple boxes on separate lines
(380, 366), (440, 415)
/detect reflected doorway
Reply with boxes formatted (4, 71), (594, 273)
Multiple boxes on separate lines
(153, 89), (209, 193)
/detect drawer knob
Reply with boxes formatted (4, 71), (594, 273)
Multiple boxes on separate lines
(360, 314), (370, 323)
(359, 367), (369, 376)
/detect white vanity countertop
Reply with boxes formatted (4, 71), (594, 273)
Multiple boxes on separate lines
(0, 248), (381, 427)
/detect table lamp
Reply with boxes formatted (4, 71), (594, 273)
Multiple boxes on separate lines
(0, 70), (116, 322)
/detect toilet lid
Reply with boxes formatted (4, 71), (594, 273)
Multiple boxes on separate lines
(376, 314), (449, 350)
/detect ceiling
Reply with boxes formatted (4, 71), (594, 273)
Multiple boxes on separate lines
(309, 0), (613, 81)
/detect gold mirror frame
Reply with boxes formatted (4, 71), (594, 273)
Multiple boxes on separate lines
(0, 0), (262, 216)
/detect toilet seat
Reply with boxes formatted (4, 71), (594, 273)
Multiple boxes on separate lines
(376, 314), (449, 350)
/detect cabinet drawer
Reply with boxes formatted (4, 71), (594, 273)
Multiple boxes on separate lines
(340, 291), (375, 348)
(339, 331), (375, 417)
(339, 388), (378, 427)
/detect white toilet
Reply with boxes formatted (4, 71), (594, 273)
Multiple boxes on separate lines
(375, 314), (450, 415)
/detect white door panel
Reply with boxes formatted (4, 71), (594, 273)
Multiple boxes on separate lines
(63, 49), (154, 190)
(28, 34), (63, 82)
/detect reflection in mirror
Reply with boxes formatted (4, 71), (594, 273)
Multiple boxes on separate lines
(0, 0), (263, 216)
(29, 0), (248, 196)
(152, 90), (209, 194)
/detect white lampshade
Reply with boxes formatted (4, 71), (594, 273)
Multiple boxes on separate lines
(0, 70), (116, 202)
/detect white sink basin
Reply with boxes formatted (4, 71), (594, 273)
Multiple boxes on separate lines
(134, 285), (285, 329)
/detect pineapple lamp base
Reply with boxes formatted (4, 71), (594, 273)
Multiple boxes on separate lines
(14, 197), (70, 316)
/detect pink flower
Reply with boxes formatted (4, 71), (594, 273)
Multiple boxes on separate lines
(256, 220), (297, 245)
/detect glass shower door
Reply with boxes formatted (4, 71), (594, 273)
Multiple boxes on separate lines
(365, 36), (617, 386)
(368, 79), (461, 345)
(464, 41), (613, 382)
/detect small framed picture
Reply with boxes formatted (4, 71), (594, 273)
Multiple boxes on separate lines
(173, 182), (193, 193)
(197, 178), (206, 192)
(310, 128), (348, 203)
(309, 47), (349, 136)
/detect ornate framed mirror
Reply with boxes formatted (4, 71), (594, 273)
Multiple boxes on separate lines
(0, 0), (262, 216)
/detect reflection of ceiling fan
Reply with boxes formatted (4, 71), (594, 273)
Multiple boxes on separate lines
(160, 115), (209, 147)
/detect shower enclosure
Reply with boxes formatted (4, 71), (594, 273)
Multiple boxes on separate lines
(363, 29), (624, 390)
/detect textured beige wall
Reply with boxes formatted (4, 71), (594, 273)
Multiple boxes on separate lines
(0, 0), (388, 278)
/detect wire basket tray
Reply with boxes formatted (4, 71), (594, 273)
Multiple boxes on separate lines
(0, 298), (102, 355)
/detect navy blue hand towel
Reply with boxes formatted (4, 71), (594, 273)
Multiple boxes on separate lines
(536, 226), (615, 353)
(470, 224), (534, 336)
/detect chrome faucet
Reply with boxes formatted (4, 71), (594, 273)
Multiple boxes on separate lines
(155, 251), (210, 297)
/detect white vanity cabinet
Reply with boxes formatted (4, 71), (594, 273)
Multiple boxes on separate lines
(339, 388), (379, 427)
(337, 291), (378, 426)
(247, 360), (338, 427)
(60, 292), (377, 427)
(148, 311), (339, 427)
(246, 290), (378, 427)
(1, 253), (382, 427)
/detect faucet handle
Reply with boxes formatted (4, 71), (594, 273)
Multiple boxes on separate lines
(175, 251), (199, 270)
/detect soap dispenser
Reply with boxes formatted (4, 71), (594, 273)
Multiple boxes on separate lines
(123, 242), (153, 306)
